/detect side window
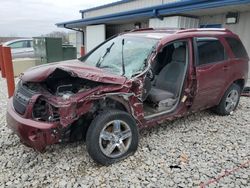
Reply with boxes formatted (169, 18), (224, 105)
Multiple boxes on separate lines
(196, 38), (227, 66)
(225, 37), (248, 59)
(24, 40), (33, 48)
(8, 41), (25, 49)
(23, 41), (29, 48)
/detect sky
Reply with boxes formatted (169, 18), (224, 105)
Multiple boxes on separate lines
(0, 0), (117, 37)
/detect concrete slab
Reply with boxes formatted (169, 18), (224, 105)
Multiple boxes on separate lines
(12, 58), (40, 77)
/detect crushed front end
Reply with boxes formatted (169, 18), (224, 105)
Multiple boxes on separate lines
(7, 78), (101, 151)
(7, 81), (61, 151)
(6, 64), (130, 152)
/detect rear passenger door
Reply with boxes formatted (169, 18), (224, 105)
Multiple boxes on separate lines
(191, 37), (229, 110)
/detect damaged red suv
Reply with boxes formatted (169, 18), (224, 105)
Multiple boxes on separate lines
(7, 28), (249, 165)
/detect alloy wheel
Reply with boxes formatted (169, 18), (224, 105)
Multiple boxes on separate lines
(225, 89), (239, 113)
(99, 120), (132, 158)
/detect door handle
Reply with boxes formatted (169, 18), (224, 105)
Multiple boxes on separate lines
(223, 66), (229, 71)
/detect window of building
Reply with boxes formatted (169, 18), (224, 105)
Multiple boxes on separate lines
(196, 38), (227, 65)
(225, 37), (248, 59)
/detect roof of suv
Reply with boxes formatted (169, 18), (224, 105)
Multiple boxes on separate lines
(124, 28), (236, 40)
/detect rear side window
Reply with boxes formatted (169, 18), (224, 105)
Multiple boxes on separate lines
(196, 38), (227, 66)
(225, 37), (248, 59)
(23, 41), (29, 48)
(29, 40), (33, 48)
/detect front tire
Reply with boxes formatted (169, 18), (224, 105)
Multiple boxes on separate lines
(86, 110), (139, 166)
(214, 83), (241, 115)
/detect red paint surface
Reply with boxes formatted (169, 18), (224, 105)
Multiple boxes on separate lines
(6, 28), (249, 151)
(0, 45), (6, 78)
(7, 99), (59, 151)
(21, 60), (126, 85)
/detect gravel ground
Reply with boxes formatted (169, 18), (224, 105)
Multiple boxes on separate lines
(0, 76), (249, 188)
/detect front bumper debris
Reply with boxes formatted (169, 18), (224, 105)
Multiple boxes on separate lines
(7, 98), (60, 152)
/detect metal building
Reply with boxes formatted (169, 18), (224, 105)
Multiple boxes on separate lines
(56, 0), (250, 85)
(57, 0), (250, 56)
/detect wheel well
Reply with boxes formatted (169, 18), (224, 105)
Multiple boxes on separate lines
(69, 98), (129, 142)
(233, 79), (245, 91)
(96, 97), (129, 113)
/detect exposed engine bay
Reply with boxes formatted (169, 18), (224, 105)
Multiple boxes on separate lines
(24, 69), (101, 97)
(16, 69), (104, 123)
(44, 69), (101, 97)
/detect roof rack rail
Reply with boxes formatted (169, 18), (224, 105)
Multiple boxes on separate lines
(130, 28), (154, 32)
(176, 28), (231, 34)
(130, 27), (180, 33)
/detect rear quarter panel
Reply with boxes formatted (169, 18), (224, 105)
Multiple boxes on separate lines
(219, 36), (249, 99)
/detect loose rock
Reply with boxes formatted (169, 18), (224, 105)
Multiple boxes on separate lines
(0, 77), (249, 187)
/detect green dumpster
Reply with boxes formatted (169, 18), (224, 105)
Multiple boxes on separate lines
(62, 45), (77, 61)
(33, 37), (63, 64)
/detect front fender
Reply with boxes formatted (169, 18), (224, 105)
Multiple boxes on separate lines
(88, 93), (144, 127)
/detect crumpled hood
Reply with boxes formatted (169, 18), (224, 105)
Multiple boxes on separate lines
(20, 60), (127, 85)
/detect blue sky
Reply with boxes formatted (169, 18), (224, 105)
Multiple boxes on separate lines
(0, 0), (117, 37)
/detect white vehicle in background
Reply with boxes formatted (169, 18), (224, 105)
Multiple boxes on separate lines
(3, 39), (34, 59)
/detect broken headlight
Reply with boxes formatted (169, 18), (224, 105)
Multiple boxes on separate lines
(32, 97), (60, 122)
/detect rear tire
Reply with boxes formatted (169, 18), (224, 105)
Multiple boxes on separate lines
(213, 83), (241, 116)
(86, 110), (139, 166)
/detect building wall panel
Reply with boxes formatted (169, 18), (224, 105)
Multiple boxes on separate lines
(149, 16), (199, 28)
(86, 24), (106, 52)
(69, 31), (83, 57)
(83, 0), (180, 19)
(106, 21), (149, 38)
(178, 16), (199, 28)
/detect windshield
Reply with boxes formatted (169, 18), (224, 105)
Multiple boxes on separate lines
(81, 36), (158, 78)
